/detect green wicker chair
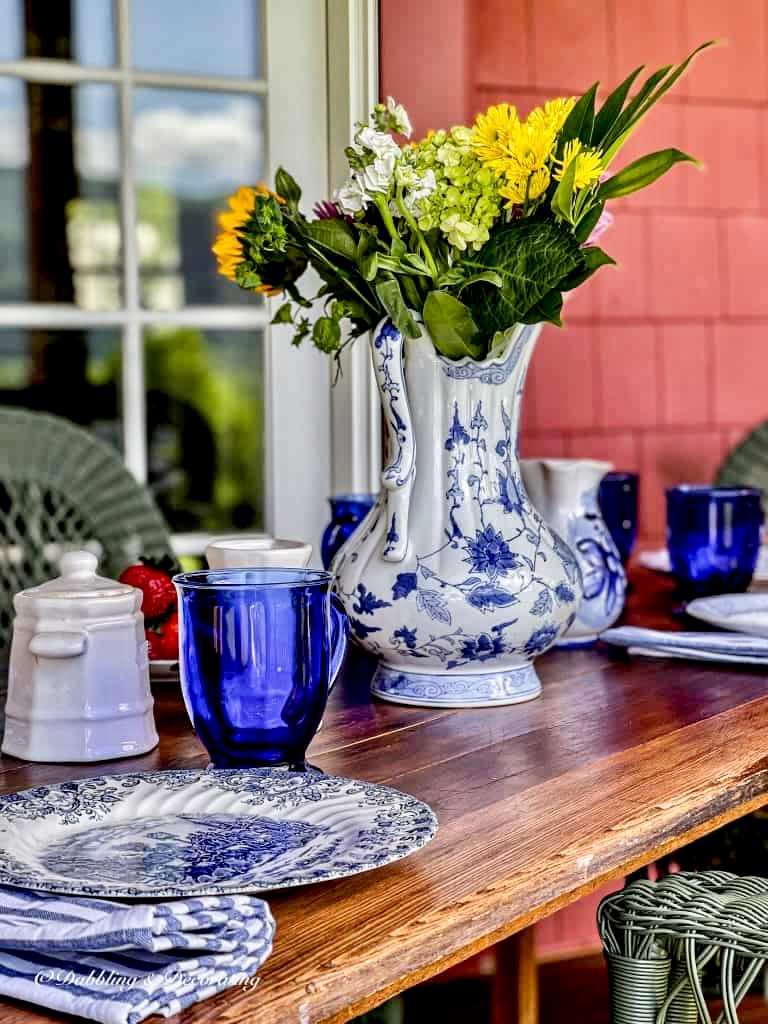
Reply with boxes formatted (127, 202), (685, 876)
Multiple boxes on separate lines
(0, 406), (173, 654)
(598, 872), (768, 1023)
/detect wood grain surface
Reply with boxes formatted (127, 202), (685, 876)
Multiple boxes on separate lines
(0, 568), (766, 1023)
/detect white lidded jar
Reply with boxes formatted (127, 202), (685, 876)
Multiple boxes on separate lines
(3, 550), (158, 762)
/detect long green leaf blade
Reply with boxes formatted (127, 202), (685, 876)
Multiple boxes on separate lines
(559, 82), (598, 147)
(598, 148), (697, 199)
(592, 65), (643, 145)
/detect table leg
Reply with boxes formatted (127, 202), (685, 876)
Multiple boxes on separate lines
(491, 926), (539, 1024)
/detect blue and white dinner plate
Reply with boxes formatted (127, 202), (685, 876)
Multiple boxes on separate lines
(0, 769), (438, 898)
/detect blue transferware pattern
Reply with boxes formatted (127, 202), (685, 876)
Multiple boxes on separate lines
(0, 768), (438, 897)
(521, 459), (627, 644)
(333, 317), (583, 707)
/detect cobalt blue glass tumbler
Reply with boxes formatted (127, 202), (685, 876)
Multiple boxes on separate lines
(599, 472), (639, 563)
(174, 568), (349, 768)
(666, 485), (764, 599)
(321, 493), (377, 569)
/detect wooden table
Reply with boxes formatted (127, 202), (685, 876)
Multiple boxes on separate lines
(1, 567), (767, 1023)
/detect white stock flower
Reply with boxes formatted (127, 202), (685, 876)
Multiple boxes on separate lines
(401, 168), (437, 217)
(386, 96), (412, 138)
(356, 125), (401, 161)
(333, 175), (368, 215)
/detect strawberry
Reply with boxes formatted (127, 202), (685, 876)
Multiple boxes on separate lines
(145, 630), (163, 661)
(155, 610), (179, 660)
(119, 564), (177, 621)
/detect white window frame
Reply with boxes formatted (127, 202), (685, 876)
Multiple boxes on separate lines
(0, 0), (381, 553)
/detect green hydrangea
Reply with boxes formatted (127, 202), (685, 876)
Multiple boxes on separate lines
(402, 126), (503, 251)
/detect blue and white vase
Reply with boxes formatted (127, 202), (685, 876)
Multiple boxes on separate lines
(331, 317), (583, 708)
(521, 459), (627, 644)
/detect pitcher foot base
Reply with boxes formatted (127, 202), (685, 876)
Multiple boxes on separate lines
(371, 663), (541, 708)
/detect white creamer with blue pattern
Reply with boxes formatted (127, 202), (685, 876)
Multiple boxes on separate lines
(332, 317), (583, 708)
(521, 458), (627, 643)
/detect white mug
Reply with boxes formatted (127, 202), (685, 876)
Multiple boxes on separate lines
(205, 535), (313, 569)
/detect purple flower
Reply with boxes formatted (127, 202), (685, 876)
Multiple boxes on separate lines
(584, 208), (614, 246)
(313, 199), (341, 220)
(464, 525), (520, 579)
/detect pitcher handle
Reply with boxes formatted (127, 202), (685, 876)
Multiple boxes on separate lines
(370, 317), (415, 563)
(328, 593), (349, 692)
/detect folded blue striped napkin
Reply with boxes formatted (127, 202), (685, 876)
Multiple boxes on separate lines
(0, 886), (275, 1023)
(600, 626), (768, 664)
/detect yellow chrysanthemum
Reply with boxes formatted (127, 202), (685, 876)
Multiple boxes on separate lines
(526, 97), (576, 134)
(498, 166), (551, 207)
(508, 121), (556, 173)
(471, 103), (520, 169)
(213, 183), (285, 292)
(555, 139), (604, 191)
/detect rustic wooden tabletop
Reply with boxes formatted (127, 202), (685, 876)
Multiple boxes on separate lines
(1, 567), (767, 1023)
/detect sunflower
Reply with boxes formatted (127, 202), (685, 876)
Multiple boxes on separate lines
(471, 103), (520, 170)
(213, 184), (286, 294)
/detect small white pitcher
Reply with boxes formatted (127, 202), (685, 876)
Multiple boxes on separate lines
(521, 459), (627, 643)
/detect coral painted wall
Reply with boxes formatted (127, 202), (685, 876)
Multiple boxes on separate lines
(380, 0), (768, 540)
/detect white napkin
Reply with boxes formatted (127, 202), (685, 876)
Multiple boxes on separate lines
(0, 886), (274, 1024)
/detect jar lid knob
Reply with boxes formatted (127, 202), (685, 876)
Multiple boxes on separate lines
(58, 550), (99, 579)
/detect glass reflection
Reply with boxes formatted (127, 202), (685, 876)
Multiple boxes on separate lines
(0, 77), (121, 308)
(0, 328), (122, 449)
(134, 88), (264, 308)
(130, 0), (261, 79)
(142, 327), (264, 531)
(0, 0), (116, 67)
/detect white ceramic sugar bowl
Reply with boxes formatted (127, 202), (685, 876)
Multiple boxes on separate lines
(3, 550), (158, 762)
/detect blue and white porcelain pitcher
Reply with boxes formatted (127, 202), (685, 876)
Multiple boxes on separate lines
(332, 317), (583, 708)
(521, 458), (627, 643)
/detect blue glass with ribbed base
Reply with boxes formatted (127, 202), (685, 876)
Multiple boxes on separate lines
(174, 568), (348, 767)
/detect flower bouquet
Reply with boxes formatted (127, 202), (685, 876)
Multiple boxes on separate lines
(213, 44), (712, 709)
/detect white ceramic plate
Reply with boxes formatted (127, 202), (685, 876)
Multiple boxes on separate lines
(685, 593), (768, 639)
(148, 659), (179, 683)
(638, 545), (768, 582)
(0, 769), (438, 898)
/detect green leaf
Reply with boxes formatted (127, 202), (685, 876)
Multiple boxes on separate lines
(574, 202), (605, 244)
(559, 82), (598, 146)
(390, 238), (407, 259)
(312, 316), (342, 353)
(520, 288), (564, 327)
(454, 271), (503, 296)
(551, 155), (577, 222)
(270, 302), (293, 325)
(423, 291), (484, 360)
(598, 149), (697, 199)
(360, 251), (378, 281)
(601, 42), (716, 163)
(375, 277), (421, 339)
(401, 252), (433, 276)
(274, 167), (301, 207)
(305, 218), (358, 261)
(592, 65), (643, 145)
(291, 317), (311, 346)
(559, 246), (616, 291)
(461, 219), (583, 340)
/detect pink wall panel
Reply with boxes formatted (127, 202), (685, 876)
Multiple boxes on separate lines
(379, 0), (768, 544)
